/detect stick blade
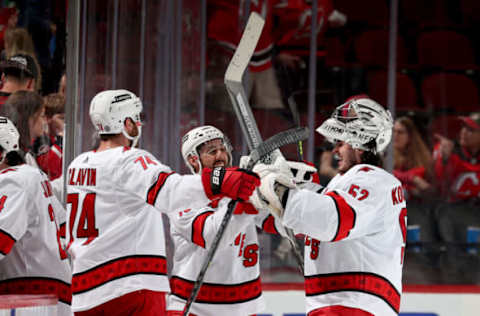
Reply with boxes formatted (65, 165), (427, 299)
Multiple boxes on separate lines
(224, 12), (265, 83)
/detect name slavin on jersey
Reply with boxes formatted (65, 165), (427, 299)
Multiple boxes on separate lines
(68, 168), (96, 186)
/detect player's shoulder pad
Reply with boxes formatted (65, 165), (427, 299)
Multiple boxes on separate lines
(347, 164), (400, 190)
(0, 165), (38, 187)
(122, 148), (171, 172)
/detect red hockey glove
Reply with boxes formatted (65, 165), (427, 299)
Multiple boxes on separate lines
(233, 202), (258, 214)
(202, 167), (260, 201)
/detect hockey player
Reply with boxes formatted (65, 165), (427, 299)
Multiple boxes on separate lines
(252, 98), (406, 316)
(166, 125), (294, 316)
(0, 117), (72, 315)
(66, 90), (259, 316)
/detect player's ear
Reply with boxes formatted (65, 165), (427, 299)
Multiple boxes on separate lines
(124, 118), (135, 133)
(354, 149), (364, 163)
(188, 155), (200, 173)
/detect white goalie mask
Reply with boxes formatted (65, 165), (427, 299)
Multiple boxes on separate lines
(316, 98), (393, 153)
(181, 125), (232, 174)
(89, 89), (143, 147)
(0, 117), (20, 164)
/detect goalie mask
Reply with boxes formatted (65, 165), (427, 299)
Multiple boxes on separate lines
(0, 117), (20, 164)
(181, 125), (232, 174)
(316, 98), (393, 153)
(89, 89), (143, 147)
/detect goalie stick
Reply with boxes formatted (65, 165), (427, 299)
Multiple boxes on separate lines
(224, 12), (305, 274)
(182, 127), (309, 316)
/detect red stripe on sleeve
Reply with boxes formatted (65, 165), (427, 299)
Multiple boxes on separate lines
(262, 215), (279, 235)
(0, 229), (16, 256)
(147, 172), (175, 205)
(191, 211), (214, 248)
(326, 191), (356, 241)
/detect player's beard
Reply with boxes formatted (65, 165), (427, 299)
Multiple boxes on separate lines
(337, 149), (358, 174)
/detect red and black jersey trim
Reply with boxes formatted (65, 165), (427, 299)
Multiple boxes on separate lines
(0, 229), (16, 256)
(261, 215), (279, 235)
(191, 211), (214, 248)
(147, 172), (175, 205)
(72, 255), (167, 295)
(304, 272), (401, 314)
(326, 191), (356, 241)
(170, 275), (262, 304)
(0, 277), (72, 305)
(59, 223), (66, 239)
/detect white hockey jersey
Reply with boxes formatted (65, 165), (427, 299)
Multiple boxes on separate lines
(283, 164), (406, 316)
(66, 146), (212, 312)
(167, 198), (285, 316)
(0, 164), (72, 316)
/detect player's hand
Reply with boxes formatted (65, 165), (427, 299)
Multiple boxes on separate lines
(233, 201), (258, 215)
(287, 160), (318, 184)
(434, 133), (454, 160)
(251, 157), (296, 218)
(202, 167), (260, 201)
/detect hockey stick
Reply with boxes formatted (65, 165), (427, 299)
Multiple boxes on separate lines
(288, 92), (304, 160)
(224, 12), (305, 274)
(182, 127), (309, 316)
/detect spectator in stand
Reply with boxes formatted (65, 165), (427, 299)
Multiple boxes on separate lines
(0, 53), (39, 108)
(2, 28), (42, 91)
(434, 112), (480, 243)
(35, 92), (64, 180)
(0, 7), (18, 55)
(16, 0), (54, 93)
(58, 71), (66, 95)
(393, 116), (435, 243)
(272, 0), (346, 98)
(207, 0), (285, 110)
(0, 90), (46, 169)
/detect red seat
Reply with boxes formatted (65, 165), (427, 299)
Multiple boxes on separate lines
(429, 114), (464, 140)
(421, 73), (479, 114)
(459, 0), (480, 26)
(417, 30), (477, 71)
(354, 30), (408, 68)
(325, 37), (347, 68)
(367, 71), (422, 113)
(335, 0), (388, 28)
(400, 0), (453, 29)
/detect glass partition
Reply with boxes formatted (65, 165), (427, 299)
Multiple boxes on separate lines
(65, 0), (480, 287)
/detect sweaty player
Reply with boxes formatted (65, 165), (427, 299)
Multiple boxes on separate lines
(253, 98), (406, 316)
(66, 90), (259, 316)
(166, 125), (293, 316)
(0, 117), (72, 315)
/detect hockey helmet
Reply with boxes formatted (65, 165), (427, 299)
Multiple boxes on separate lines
(89, 89), (143, 146)
(316, 97), (393, 153)
(0, 116), (20, 163)
(181, 125), (232, 174)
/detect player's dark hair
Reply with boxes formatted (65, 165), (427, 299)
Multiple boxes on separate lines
(360, 139), (383, 166)
(0, 90), (44, 151)
(0, 146), (25, 166)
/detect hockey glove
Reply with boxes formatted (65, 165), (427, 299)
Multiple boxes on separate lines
(251, 156), (296, 218)
(287, 161), (318, 184)
(202, 167), (260, 201)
